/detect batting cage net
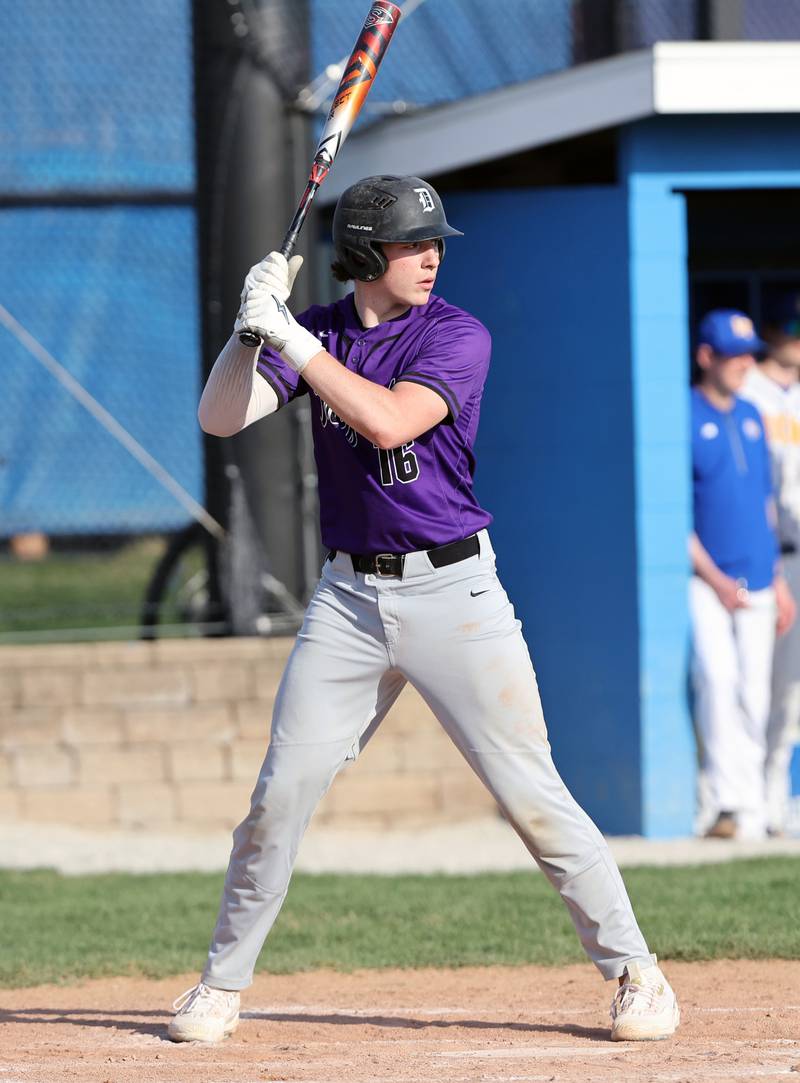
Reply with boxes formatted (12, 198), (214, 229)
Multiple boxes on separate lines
(3, 0), (800, 642)
(0, 1), (205, 641)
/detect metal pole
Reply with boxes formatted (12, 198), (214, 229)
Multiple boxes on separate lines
(709, 0), (745, 39)
(192, 0), (312, 633)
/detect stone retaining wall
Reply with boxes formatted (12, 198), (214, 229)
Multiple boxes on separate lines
(0, 639), (497, 831)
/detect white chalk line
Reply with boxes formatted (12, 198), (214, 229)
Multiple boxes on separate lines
(656, 1072), (796, 1081)
(203, 1070), (799, 1083)
(208, 1078), (560, 1083)
(244, 1002), (800, 1018)
(701, 1005), (800, 1013)
(436, 1045), (631, 1059)
(7, 1073), (799, 1083)
(242, 1004), (477, 1017)
(313, 1040), (799, 1054)
(332, 1038), (800, 1050)
(192, 1072), (799, 1083)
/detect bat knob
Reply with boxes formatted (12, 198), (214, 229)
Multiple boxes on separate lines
(238, 329), (263, 348)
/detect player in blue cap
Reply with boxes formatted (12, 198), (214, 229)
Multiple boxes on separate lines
(740, 290), (800, 835)
(690, 309), (794, 840)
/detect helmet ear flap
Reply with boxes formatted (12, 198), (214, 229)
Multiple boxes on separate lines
(361, 242), (387, 281)
(337, 241), (387, 282)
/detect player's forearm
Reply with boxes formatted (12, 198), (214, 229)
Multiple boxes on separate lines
(233, 276), (433, 446)
(198, 334), (280, 436)
(302, 350), (417, 449)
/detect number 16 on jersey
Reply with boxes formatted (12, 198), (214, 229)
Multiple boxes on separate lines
(376, 443), (420, 486)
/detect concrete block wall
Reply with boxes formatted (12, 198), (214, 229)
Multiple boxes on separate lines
(0, 639), (497, 832)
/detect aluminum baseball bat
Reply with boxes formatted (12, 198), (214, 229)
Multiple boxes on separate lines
(238, 1), (402, 347)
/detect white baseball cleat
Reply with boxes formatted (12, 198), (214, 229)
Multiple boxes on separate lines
(167, 982), (240, 1043)
(610, 959), (679, 1041)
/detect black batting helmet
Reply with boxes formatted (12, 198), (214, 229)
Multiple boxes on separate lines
(332, 175), (463, 282)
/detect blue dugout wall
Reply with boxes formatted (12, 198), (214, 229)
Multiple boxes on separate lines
(437, 187), (644, 835)
(438, 114), (800, 837)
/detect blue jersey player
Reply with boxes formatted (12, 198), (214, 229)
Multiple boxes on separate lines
(689, 309), (794, 840)
(168, 176), (679, 1044)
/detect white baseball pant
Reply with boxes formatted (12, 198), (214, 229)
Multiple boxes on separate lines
(767, 551), (800, 832)
(202, 531), (654, 989)
(690, 575), (776, 838)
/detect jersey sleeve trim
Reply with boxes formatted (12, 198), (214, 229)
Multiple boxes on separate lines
(256, 359), (293, 407)
(397, 371), (460, 421)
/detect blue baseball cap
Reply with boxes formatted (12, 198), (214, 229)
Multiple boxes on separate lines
(697, 309), (766, 357)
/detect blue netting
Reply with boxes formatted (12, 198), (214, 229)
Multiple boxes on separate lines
(617, 0), (698, 42)
(310, 0), (573, 112)
(0, 0), (195, 194)
(309, 0), (800, 118)
(745, 0), (800, 39)
(0, 206), (202, 535)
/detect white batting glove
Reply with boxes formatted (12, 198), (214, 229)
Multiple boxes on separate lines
(234, 288), (322, 374)
(241, 252), (303, 304)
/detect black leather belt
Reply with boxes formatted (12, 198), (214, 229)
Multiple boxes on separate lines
(330, 533), (480, 578)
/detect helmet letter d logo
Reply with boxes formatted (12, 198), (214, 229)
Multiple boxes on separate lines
(414, 187), (435, 213)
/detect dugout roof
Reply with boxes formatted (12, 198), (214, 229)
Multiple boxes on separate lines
(317, 42), (800, 202)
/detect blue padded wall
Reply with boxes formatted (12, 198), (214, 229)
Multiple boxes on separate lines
(437, 186), (642, 834)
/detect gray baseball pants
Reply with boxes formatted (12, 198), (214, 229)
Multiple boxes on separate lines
(203, 530), (654, 988)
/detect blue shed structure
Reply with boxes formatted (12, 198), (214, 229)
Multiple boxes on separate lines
(318, 43), (800, 836)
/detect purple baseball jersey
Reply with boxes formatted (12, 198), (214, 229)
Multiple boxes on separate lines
(257, 292), (493, 553)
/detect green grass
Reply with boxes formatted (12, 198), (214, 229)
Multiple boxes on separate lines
(1, 859), (798, 988)
(0, 537), (203, 637)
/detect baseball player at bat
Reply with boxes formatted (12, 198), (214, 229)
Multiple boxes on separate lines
(168, 175), (679, 1044)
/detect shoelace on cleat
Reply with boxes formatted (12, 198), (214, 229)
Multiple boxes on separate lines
(173, 983), (203, 1012)
(614, 977), (664, 1015)
(172, 983), (231, 1014)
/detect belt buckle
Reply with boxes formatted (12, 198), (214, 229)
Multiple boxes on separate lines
(374, 553), (400, 577)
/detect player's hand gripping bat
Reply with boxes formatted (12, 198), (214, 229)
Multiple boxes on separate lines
(238, 1), (402, 347)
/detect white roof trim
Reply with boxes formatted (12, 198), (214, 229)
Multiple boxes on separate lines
(653, 42), (800, 113)
(319, 42), (800, 203)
